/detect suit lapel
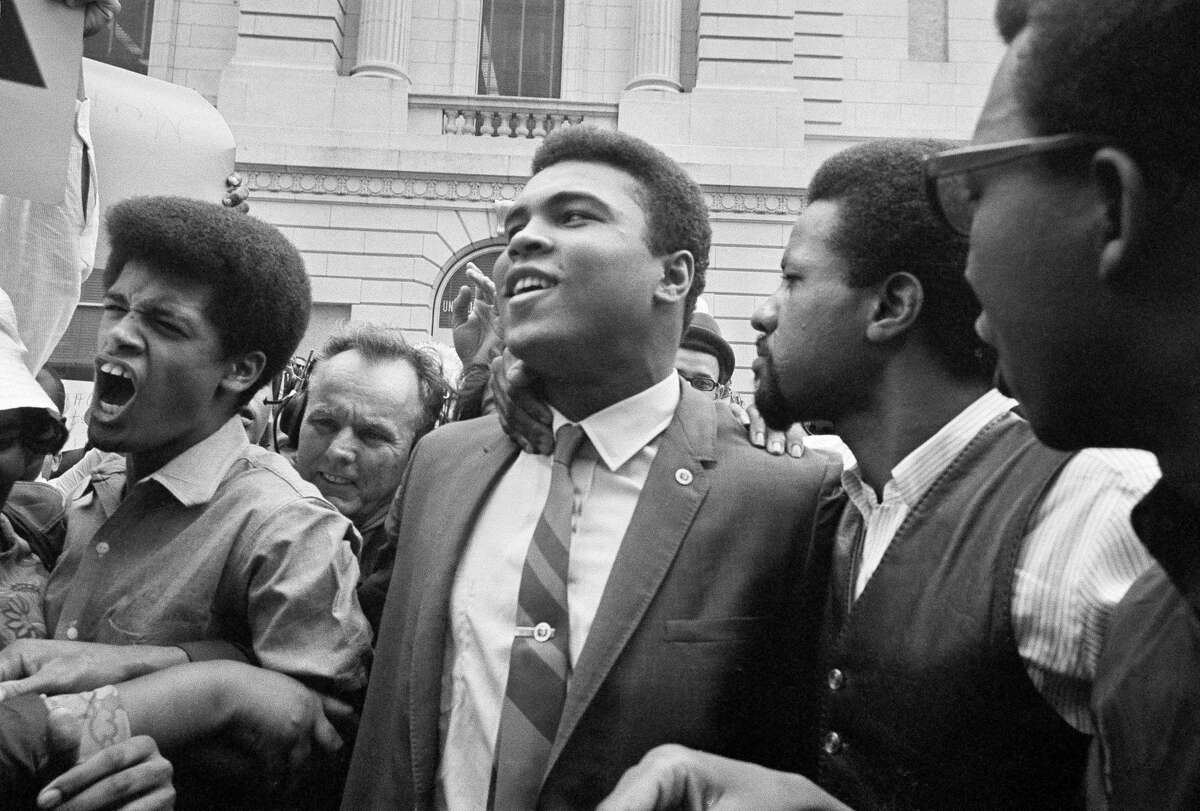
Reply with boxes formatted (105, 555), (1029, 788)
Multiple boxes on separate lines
(408, 424), (520, 802)
(547, 385), (717, 771)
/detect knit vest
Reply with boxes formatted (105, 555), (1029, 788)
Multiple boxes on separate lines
(811, 413), (1088, 810)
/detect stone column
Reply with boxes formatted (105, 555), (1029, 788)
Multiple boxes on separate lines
(353, 0), (413, 82)
(625, 0), (682, 92)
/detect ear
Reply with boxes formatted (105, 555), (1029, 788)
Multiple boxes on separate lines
(865, 272), (924, 344)
(1091, 147), (1150, 288)
(219, 350), (267, 397)
(653, 250), (695, 306)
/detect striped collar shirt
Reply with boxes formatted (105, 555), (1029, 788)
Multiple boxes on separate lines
(841, 388), (1017, 600)
(838, 389), (1157, 732)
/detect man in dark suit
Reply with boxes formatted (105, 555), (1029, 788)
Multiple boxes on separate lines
(342, 127), (841, 810)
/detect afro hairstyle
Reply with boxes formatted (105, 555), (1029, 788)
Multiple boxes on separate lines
(104, 196), (311, 406)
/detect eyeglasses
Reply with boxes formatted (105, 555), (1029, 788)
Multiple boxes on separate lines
(679, 372), (729, 398)
(922, 133), (1110, 236)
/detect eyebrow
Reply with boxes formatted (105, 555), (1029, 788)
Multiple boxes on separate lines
(104, 291), (201, 327)
(504, 190), (615, 230)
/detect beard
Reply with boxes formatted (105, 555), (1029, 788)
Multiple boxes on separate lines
(753, 358), (799, 432)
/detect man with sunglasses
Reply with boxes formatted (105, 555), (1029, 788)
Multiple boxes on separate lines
(921, 1), (1200, 807)
(675, 310), (735, 401)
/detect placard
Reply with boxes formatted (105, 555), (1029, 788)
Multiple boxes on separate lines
(0, 0), (83, 203)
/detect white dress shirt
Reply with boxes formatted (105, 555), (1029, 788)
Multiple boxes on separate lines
(436, 373), (680, 811)
(839, 389), (1158, 732)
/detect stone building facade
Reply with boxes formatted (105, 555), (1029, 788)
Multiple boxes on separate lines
(82, 0), (1004, 393)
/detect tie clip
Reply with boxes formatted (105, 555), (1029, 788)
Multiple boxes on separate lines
(515, 622), (555, 642)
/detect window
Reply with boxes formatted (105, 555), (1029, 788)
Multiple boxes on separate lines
(47, 273), (106, 381)
(83, 0), (155, 75)
(478, 0), (564, 98)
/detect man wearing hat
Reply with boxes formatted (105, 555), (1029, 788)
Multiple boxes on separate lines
(675, 310), (735, 400)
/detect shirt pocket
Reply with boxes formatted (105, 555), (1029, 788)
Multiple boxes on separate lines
(102, 588), (209, 645)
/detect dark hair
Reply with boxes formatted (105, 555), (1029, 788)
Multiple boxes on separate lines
(995, 0), (1200, 175)
(531, 126), (711, 326)
(104, 196), (311, 406)
(320, 324), (449, 439)
(808, 139), (995, 381)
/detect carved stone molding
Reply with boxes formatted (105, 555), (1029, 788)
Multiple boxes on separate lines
(241, 167), (806, 216)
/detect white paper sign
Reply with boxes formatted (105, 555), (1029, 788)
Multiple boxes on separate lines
(0, 0), (84, 203)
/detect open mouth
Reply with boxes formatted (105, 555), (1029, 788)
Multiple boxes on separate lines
(319, 472), (354, 487)
(94, 361), (136, 415)
(508, 275), (558, 298)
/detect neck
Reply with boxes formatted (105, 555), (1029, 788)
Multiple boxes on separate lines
(125, 419), (228, 484)
(541, 358), (674, 422)
(836, 364), (991, 499)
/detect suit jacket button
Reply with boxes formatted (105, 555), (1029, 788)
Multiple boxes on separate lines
(675, 468), (694, 485)
(822, 730), (844, 755)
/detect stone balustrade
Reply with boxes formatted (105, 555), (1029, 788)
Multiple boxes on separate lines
(409, 95), (619, 139)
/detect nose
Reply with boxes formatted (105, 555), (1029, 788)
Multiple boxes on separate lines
(750, 294), (778, 335)
(100, 311), (146, 356)
(505, 218), (551, 259)
(327, 427), (358, 461)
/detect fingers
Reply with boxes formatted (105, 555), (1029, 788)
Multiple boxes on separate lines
(450, 285), (474, 327)
(728, 401), (750, 427)
(491, 353), (554, 455)
(784, 422), (809, 458)
(82, 0), (120, 38)
(223, 173), (250, 212)
(597, 745), (701, 811)
(464, 263), (497, 304)
(38, 736), (173, 811)
(745, 403), (768, 449)
(312, 694), (349, 754)
(741, 403), (806, 457)
(0, 671), (55, 701)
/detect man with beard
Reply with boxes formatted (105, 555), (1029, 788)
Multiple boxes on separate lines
(594, 139), (1157, 810)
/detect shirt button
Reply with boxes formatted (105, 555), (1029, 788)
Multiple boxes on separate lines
(66, 626), (78, 640)
(827, 668), (846, 691)
(822, 730), (843, 756)
(95, 542), (110, 557)
(675, 468), (694, 486)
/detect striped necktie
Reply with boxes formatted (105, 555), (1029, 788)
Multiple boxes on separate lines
(489, 423), (588, 810)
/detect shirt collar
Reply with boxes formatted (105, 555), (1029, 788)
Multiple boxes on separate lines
(842, 388), (1016, 510)
(141, 417), (250, 507)
(551, 373), (680, 472)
